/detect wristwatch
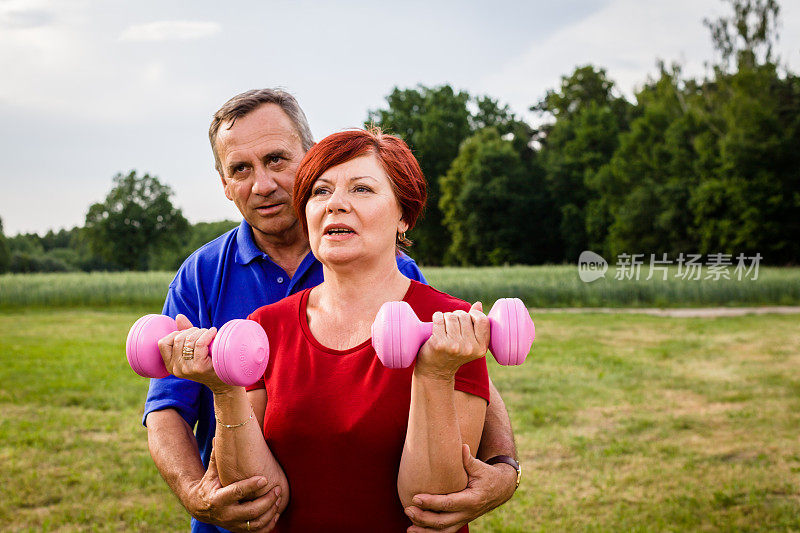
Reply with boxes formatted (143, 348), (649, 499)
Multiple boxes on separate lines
(486, 455), (522, 490)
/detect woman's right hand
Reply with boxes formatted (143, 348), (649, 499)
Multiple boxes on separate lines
(415, 302), (490, 380)
(157, 314), (235, 395)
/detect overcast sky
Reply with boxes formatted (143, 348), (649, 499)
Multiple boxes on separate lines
(2, 0), (799, 235)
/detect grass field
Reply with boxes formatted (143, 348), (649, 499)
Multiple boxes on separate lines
(2, 265), (800, 310)
(1, 307), (798, 531)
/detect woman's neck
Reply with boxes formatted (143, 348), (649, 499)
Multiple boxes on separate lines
(313, 254), (411, 318)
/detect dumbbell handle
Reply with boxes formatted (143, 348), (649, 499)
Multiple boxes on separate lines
(372, 298), (535, 369)
(407, 320), (508, 348)
(126, 314), (269, 387)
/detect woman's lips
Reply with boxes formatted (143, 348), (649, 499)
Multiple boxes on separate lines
(323, 224), (356, 241)
(323, 231), (355, 241)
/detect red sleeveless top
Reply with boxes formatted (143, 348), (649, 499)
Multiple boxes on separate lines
(246, 281), (490, 532)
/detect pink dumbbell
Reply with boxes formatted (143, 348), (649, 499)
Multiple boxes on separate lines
(371, 298), (535, 369)
(125, 315), (270, 387)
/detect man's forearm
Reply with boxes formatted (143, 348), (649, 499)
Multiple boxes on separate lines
(477, 378), (517, 462)
(146, 409), (205, 509)
(147, 407), (284, 531)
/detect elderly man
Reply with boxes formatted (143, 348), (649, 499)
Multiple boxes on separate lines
(143, 89), (521, 533)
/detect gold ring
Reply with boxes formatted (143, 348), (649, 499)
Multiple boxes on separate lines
(246, 520), (250, 531)
(182, 345), (194, 360)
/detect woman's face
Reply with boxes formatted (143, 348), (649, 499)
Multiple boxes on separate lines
(305, 153), (409, 267)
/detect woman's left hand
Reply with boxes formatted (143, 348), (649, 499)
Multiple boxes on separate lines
(157, 314), (234, 394)
(415, 302), (490, 380)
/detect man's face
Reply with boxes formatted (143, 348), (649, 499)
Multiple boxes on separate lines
(216, 104), (306, 244)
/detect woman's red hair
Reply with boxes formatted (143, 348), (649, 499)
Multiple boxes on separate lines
(293, 127), (427, 240)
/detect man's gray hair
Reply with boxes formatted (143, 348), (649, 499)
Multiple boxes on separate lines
(209, 88), (315, 173)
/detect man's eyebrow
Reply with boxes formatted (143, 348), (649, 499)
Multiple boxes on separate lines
(225, 149), (292, 172)
(263, 148), (291, 160)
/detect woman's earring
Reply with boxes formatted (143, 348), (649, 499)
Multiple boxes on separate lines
(397, 231), (412, 247)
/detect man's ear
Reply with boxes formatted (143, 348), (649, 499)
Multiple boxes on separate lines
(219, 171), (233, 201)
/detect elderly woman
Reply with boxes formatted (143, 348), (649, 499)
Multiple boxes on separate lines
(163, 128), (490, 532)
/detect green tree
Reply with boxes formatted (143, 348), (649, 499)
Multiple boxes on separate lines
(470, 96), (562, 263)
(40, 228), (75, 251)
(9, 252), (73, 273)
(472, 96), (536, 160)
(594, 0), (800, 264)
(598, 65), (710, 258)
(533, 65), (632, 261)
(440, 128), (544, 265)
(71, 228), (120, 272)
(0, 216), (9, 273)
(533, 65), (632, 125)
(84, 171), (189, 270)
(369, 85), (546, 264)
(7, 232), (44, 255)
(367, 85), (472, 264)
(689, 65), (800, 261)
(688, 0), (800, 262)
(704, 0), (780, 73)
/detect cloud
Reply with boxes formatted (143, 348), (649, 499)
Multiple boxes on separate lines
(480, 0), (730, 121)
(0, 8), (218, 123)
(119, 20), (221, 42)
(481, 0), (800, 125)
(0, 8), (54, 28)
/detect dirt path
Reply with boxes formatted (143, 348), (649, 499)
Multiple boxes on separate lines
(531, 306), (800, 317)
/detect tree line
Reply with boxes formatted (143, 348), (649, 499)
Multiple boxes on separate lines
(368, 0), (798, 266)
(0, 172), (239, 273)
(1, 0), (796, 272)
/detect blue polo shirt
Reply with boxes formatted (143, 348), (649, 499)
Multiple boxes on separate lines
(142, 219), (425, 532)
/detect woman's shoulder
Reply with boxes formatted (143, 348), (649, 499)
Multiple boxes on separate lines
(406, 280), (471, 322)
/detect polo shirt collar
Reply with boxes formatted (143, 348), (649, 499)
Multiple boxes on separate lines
(233, 221), (318, 280)
(234, 220), (267, 265)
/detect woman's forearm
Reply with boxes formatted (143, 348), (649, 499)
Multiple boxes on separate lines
(398, 370), (468, 508)
(212, 388), (290, 507)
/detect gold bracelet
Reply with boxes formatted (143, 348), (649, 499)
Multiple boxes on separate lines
(215, 411), (253, 429)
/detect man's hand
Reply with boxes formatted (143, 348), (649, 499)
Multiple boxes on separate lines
(186, 446), (281, 533)
(404, 444), (517, 533)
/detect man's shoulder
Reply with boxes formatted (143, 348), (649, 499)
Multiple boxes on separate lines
(395, 250), (416, 267)
(396, 251), (425, 282)
(166, 226), (242, 303)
